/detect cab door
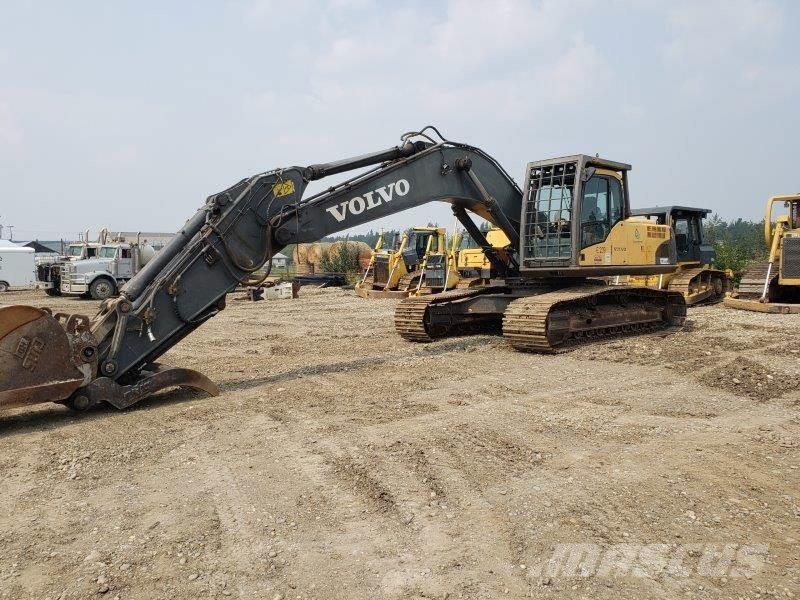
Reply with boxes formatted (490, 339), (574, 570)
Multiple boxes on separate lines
(673, 216), (700, 263)
(117, 246), (134, 278)
(579, 174), (624, 250)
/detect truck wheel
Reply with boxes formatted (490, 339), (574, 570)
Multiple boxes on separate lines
(0, 281), (8, 292)
(89, 278), (116, 300)
(44, 288), (62, 297)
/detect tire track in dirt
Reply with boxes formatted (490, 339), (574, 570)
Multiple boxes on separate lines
(218, 381), (533, 598)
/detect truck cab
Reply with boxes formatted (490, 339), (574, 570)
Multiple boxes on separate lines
(35, 242), (102, 296)
(60, 241), (156, 300)
(66, 243), (100, 260)
(97, 243), (136, 279)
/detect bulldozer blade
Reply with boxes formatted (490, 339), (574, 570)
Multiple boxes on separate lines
(0, 305), (90, 410)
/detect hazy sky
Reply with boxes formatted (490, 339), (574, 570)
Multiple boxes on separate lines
(0, 0), (798, 242)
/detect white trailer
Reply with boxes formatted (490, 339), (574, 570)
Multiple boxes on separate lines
(0, 242), (36, 292)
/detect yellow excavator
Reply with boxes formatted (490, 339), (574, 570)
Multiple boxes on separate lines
(612, 206), (731, 305)
(0, 128), (685, 414)
(355, 226), (445, 298)
(395, 156), (685, 348)
(725, 194), (800, 313)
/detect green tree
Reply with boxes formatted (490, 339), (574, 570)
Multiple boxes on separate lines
(703, 214), (767, 276)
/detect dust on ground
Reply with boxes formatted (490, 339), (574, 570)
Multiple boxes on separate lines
(0, 288), (798, 599)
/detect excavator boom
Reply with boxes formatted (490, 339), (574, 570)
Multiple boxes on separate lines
(0, 128), (523, 412)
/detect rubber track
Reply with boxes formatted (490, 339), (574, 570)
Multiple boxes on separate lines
(502, 285), (687, 354)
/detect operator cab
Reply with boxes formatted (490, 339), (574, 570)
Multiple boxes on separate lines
(520, 155), (676, 277)
(631, 206), (713, 265)
(403, 228), (439, 267)
(785, 198), (800, 230)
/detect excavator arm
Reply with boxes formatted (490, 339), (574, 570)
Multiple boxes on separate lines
(0, 128), (522, 412)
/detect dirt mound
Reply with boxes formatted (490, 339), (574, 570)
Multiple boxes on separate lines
(700, 357), (789, 401)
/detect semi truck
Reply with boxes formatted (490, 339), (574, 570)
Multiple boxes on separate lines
(59, 237), (167, 299)
(35, 240), (102, 296)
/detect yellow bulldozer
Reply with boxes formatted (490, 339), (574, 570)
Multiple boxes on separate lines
(408, 229), (462, 295)
(407, 226), (514, 296)
(612, 206), (731, 305)
(455, 227), (512, 287)
(725, 194), (800, 313)
(354, 226), (446, 298)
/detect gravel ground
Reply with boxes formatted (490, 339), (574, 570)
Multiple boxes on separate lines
(0, 287), (798, 599)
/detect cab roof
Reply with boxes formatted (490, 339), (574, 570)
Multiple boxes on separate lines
(527, 155), (632, 172)
(632, 206), (712, 218)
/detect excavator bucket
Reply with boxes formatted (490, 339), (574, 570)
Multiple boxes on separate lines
(0, 305), (92, 410)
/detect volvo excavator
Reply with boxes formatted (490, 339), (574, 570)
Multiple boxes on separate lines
(0, 127), (685, 413)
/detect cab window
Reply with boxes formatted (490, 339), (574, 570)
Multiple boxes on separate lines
(414, 233), (437, 255)
(673, 217), (697, 259)
(580, 176), (623, 249)
(533, 185), (573, 258)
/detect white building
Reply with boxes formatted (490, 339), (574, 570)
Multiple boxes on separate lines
(272, 252), (288, 269)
